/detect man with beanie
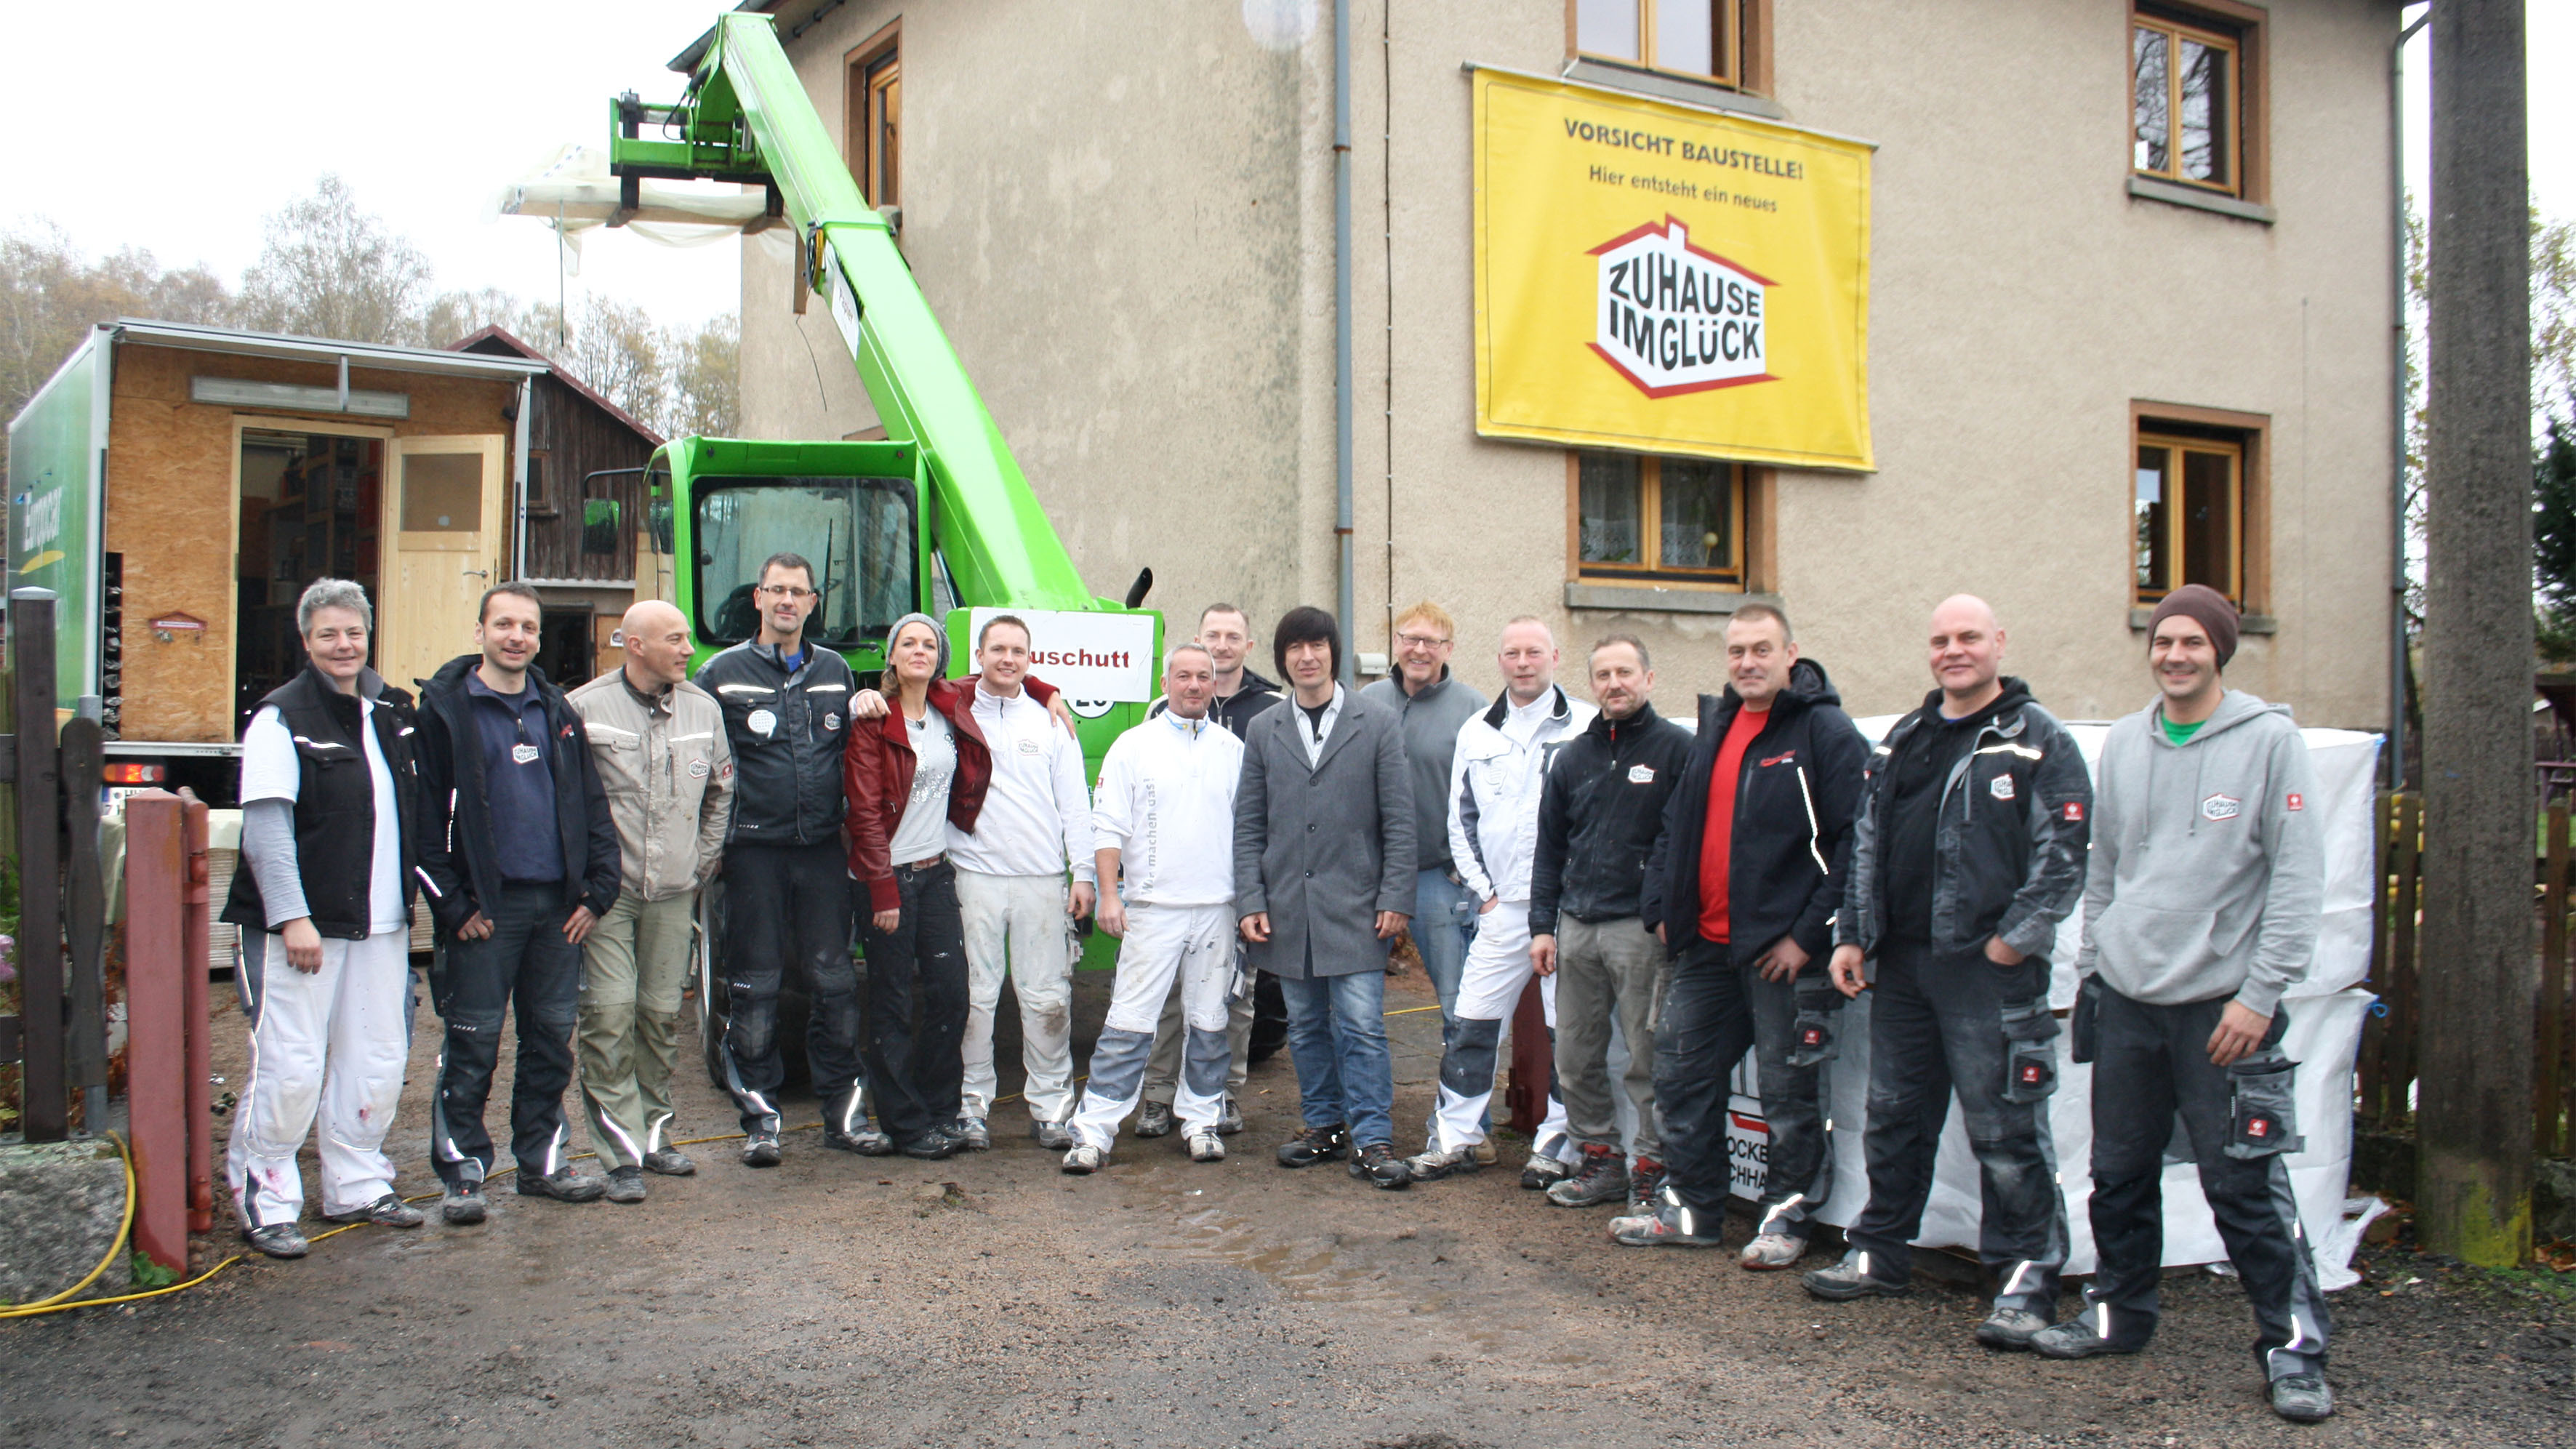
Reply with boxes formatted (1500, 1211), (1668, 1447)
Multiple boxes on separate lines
(2029, 585), (2334, 1425)
(1805, 595), (2090, 1354)
(1613, 604), (1866, 1263)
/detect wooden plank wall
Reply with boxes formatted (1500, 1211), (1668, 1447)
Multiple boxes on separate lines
(521, 375), (654, 583)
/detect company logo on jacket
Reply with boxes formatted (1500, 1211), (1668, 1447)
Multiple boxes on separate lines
(2200, 793), (2243, 822)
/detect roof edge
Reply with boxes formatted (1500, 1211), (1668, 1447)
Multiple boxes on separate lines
(115, 319), (548, 380)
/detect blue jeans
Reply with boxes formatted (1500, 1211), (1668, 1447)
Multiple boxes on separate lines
(1412, 870), (1475, 1023)
(1279, 971), (1395, 1148)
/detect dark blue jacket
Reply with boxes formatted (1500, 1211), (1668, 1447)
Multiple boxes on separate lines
(413, 655), (619, 938)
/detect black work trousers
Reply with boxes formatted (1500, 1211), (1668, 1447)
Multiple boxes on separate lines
(1847, 936), (2068, 1313)
(2084, 986), (2329, 1380)
(429, 883), (583, 1187)
(859, 859), (969, 1147)
(1655, 937), (1838, 1234)
(721, 839), (861, 1131)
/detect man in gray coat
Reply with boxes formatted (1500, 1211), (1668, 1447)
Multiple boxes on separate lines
(1235, 606), (1418, 1189)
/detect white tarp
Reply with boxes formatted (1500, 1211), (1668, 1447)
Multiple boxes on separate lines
(494, 144), (769, 275)
(1723, 722), (2383, 1283)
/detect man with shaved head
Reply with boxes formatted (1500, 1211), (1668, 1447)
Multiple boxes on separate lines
(1805, 595), (2092, 1353)
(566, 599), (737, 1201)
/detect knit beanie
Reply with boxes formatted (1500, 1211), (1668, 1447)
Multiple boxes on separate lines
(2146, 584), (2239, 668)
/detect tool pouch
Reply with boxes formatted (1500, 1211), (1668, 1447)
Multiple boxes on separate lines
(1784, 979), (1843, 1067)
(2070, 976), (2102, 1064)
(1999, 998), (2061, 1104)
(2224, 1050), (2304, 1159)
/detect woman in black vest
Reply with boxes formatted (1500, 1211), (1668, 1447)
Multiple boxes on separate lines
(220, 578), (424, 1257)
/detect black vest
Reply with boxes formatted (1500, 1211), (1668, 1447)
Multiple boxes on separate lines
(222, 667), (422, 940)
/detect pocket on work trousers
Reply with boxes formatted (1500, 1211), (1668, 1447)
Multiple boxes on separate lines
(1999, 997), (2061, 1105)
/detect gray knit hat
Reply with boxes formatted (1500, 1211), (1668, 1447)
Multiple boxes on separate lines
(886, 612), (951, 677)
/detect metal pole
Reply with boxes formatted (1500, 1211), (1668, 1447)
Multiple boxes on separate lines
(1332, 0), (1356, 682)
(11, 588), (64, 1142)
(2416, 0), (2534, 1267)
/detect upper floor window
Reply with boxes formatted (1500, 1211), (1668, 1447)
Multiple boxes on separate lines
(1575, 1), (1757, 90)
(2132, 6), (2243, 196)
(847, 29), (900, 209)
(1576, 451), (1744, 586)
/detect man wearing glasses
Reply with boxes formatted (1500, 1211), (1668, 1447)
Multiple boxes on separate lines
(1356, 602), (1488, 1027)
(692, 553), (872, 1166)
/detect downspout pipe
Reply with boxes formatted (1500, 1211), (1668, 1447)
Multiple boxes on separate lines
(2391, 5), (2431, 789)
(1333, 0), (1356, 682)
(512, 373), (534, 584)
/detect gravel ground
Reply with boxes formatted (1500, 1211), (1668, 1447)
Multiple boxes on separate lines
(2, 963), (2569, 1448)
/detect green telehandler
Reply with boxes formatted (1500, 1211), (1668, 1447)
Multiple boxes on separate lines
(593, 12), (1164, 1088)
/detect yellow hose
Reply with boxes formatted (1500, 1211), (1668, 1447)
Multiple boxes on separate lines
(0, 1131), (140, 1317)
(0, 998), (1425, 1315)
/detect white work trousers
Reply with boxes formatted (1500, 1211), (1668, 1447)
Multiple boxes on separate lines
(1432, 904), (1570, 1156)
(958, 870), (1078, 1123)
(1070, 903), (1237, 1150)
(226, 926), (412, 1226)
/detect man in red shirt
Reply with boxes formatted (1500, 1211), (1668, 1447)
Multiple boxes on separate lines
(1615, 604), (1869, 1267)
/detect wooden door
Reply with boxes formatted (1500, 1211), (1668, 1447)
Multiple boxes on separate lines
(381, 435), (505, 692)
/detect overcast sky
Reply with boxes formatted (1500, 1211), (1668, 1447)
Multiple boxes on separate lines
(1, 2), (2566, 340)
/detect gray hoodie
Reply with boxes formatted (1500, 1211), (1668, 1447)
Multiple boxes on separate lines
(1357, 667), (1487, 873)
(2073, 689), (2323, 1016)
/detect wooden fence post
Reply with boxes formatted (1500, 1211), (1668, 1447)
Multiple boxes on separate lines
(60, 716), (105, 1128)
(182, 792), (212, 1233)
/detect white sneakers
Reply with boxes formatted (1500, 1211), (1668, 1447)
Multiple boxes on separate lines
(1738, 1232), (1807, 1270)
(1187, 1129), (1226, 1162)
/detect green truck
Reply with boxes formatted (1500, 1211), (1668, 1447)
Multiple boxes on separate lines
(611, 13), (1163, 1083)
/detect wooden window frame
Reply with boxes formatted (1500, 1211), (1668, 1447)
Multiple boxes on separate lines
(2130, 401), (2269, 615)
(2130, 1), (2268, 205)
(1565, 0), (1771, 95)
(1563, 450), (1760, 590)
(843, 20), (901, 207)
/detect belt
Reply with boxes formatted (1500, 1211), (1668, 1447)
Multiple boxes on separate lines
(903, 854), (947, 872)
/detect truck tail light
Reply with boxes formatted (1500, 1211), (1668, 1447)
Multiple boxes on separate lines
(105, 762), (166, 785)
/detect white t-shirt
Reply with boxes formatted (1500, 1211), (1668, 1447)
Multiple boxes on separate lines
(888, 707), (956, 867)
(240, 700), (406, 934)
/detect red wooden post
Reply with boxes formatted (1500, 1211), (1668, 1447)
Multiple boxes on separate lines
(1504, 976), (1551, 1136)
(122, 790), (189, 1274)
(182, 794), (214, 1234)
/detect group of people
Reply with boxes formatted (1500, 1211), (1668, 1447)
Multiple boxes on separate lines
(218, 554), (2336, 1424)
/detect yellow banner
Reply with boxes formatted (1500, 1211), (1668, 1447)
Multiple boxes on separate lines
(1474, 69), (1873, 472)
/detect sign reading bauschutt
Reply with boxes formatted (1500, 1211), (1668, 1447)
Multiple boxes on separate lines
(1473, 69), (1874, 473)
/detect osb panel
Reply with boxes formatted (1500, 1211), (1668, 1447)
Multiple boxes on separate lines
(105, 343), (518, 743)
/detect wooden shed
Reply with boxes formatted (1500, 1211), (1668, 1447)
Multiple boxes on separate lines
(449, 326), (665, 685)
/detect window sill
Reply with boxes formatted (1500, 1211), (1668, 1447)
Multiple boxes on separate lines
(1560, 59), (1786, 121)
(2127, 175), (2274, 226)
(2130, 606), (2276, 635)
(1567, 580), (1772, 615)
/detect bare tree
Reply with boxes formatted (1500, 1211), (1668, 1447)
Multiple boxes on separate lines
(418, 286), (566, 353)
(562, 294), (668, 430)
(237, 175), (430, 345)
(665, 311), (739, 438)
(1, 221), (233, 445)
